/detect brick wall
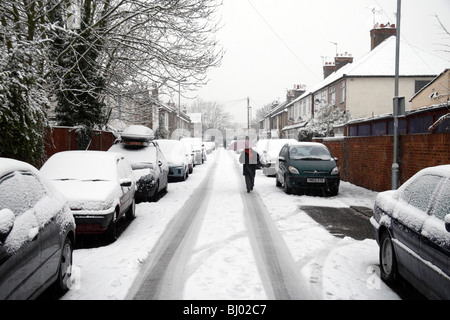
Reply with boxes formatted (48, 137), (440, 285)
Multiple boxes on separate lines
(315, 132), (450, 192)
(400, 133), (450, 184)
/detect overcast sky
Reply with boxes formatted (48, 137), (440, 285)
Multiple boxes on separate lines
(188, 0), (450, 124)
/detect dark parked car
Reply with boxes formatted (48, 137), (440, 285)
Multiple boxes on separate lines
(40, 151), (135, 242)
(275, 142), (340, 196)
(370, 165), (450, 300)
(109, 125), (168, 203)
(0, 158), (76, 299)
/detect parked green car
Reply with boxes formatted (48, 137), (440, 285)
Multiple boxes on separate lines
(275, 142), (340, 196)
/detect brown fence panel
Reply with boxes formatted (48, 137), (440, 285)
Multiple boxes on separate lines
(43, 127), (116, 168)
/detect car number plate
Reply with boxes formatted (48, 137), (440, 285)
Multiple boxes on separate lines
(307, 178), (325, 183)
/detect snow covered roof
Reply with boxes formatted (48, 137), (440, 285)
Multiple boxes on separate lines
(293, 36), (450, 104)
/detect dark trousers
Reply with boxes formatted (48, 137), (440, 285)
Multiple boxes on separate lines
(243, 165), (256, 191)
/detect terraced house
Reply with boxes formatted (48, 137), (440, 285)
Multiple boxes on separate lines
(263, 23), (449, 139)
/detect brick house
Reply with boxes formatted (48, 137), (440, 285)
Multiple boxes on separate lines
(278, 23), (449, 139)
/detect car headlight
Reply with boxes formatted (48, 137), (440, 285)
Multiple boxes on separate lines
(331, 166), (339, 175)
(289, 166), (299, 174)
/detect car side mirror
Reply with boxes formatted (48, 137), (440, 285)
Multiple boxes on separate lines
(445, 214), (450, 233)
(120, 178), (132, 187)
(0, 209), (15, 242)
(278, 156), (285, 162)
(334, 157), (338, 162)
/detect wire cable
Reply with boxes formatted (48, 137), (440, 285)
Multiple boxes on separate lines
(247, 0), (322, 81)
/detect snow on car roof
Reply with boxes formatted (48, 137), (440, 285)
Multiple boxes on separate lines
(108, 142), (157, 165)
(0, 157), (38, 178)
(40, 151), (125, 181)
(410, 164), (450, 179)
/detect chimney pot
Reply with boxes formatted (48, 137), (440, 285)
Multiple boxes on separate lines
(370, 22), (397, 50)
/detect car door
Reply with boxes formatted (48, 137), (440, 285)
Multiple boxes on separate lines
(277, 145), (289, 184)
(0, 171), (42, 300)
(394, 174), (439, 280)
(117, 158), (134, 216)
(419, 177), (450, 299)
(29, 175), (63, 283)
(157, 146), (169, 189)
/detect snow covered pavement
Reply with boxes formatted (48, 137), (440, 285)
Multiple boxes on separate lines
(62, 148), (400, 300)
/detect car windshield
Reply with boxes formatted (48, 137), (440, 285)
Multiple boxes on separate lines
(290, 145), (332, 160)
(157, 140), (186, 161)
(109, 143), (156, 167)
(41, 153), (117, 181)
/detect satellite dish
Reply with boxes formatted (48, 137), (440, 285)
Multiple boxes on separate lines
(429, 92), (439, 99)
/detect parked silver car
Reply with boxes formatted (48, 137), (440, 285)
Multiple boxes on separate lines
(0, 158), (76, 299)
(256, 139), (297, 176)
(40, 151), (135, 242)
(370, 165), (450, 299)
(109, 126), (169, 202)
(155, 139), (190, 181)
(181, 137), (204, 165)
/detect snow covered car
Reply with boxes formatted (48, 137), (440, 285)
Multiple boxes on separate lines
(370, 165), (450, 300)
(276, 142), (340, 196)
(256, 139), (297, 176)
(155, 139), (190, 181)
(109, 126), (169, 202)
(0, 158), (75, 299)
(40, 151), (135, 242)
(181, 137), (204, 165)
(180, 138), (195, 174)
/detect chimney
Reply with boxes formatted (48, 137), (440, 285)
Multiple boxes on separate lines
(287, 84), (306, 102)
(323, 62), (335, 79)
(335, 52), (353, 72)
(370, 22), (396, 50)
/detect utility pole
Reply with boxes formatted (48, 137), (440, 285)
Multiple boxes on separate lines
(178, 81), (181, 130)
(392, 0), (402, 190)
(247, 97), (251, 131)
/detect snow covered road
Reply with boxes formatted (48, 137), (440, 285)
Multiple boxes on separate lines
(61, 148), (401, 300)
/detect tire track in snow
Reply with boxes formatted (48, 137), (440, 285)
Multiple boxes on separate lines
(126, 155), (218, 300)
(232, 154), (311, 300)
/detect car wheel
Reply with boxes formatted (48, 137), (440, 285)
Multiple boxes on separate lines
(150, 181), (159, 201)
(327, 186), (339, 197)
(54, 236), (73, 293)
(106, 209), (119, 242)
(283, 175), (292, 194)
(126, 199), (136, 220)
(380, 231), (398, 284)
(276, 175), (282, 187)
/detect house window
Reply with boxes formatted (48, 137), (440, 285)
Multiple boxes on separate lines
(340, 82), (346, 103)
(329, 86), (336, 106)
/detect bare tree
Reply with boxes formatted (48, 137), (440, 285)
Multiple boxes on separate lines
(188, 98), (231, 132)
(434, 14), (450, 54)
(48, 0), (224, 127)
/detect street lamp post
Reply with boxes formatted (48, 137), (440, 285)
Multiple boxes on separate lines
(392, 0), (402, 190)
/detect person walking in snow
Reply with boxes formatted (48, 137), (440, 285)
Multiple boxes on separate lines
(239, 139), (260, 193)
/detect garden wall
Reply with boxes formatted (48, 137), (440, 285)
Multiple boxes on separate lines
(315, 133), (450, 192)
